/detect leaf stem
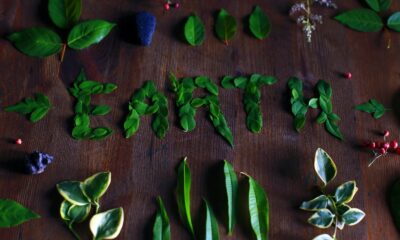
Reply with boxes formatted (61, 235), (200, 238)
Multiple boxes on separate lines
(384, 27), (392, 49)
(60, 43), (67, 62)
(67, 223), (81, 240)
(94, 201), (100, 213)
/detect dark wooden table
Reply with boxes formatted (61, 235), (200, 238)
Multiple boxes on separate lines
(1, 0), (400, 239)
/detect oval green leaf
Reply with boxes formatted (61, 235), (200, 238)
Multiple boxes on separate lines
(308, 209), (335, 229)
(68, 203), (91, 223)
(223, 160), (238, 235)
(300, 195), (329, 211)
(91, 105), (112, 116)
(81, 172), (111, 203)
(204, 200), (220, 240)
(365, 0), (392, 12)
(389, 179), (400, 231)
(0, 199), (40, 228)
(314, 148), (337, 186)
(334, 9), (384, 32)
(334, 181), (358, 204)
(7, 28), (63, 57)
(67, 20), (116, 49)
(387, 12), (400, 31)
(249, 6), (271, 40)
(341, 208), (365, 226)
(90, 208), (124, 240)
(57, 181), (90, 206)
(244, 174), (269, 240)
(215, 9), (237, 44)
(48, 0), (82, 29)
(175, 158), (194, 237)
(153, 197), (171, 240)
(30, 107), (50, 122)
(184, 15), (205, 46)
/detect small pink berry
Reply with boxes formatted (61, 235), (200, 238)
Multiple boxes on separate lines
(384, 130), (390, 138)
(344, 72), (352, 79)
(174, 3), (180, 8)
(383, 142), (390, 150)
(379, 148), (387, 154)
(390, 140), (399, 149)
(368, 142), (376, 149)
(15, 139), (22, 145)
(164, 3), (170, 10)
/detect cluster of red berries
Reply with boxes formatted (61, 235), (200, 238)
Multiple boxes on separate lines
(366, 130), (399, 155)
(164, 1), (180, 10)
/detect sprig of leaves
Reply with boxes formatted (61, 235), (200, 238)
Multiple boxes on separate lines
(288, 77), (343, 140)
(4, 93), (51, 122)
(170, 73), (234, 147)
(69, 69), (117, 140)
(355, 99), (388, 119)
(57, 172), (124, 240)
(215, 9), (237, 45)
(124, 81), (169, 139)
(300, 148), (365, 240)
(8, 0), (115, 60)
(249, 6), (271, 40)
(222, 74), (277, 133)
(184, 15), (206, 46)
(0, 199), (40, 228)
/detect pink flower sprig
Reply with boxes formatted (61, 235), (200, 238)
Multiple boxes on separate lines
(289, 0), (337, 43)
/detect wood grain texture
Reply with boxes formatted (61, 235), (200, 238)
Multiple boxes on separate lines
(0, 0), (400, 239)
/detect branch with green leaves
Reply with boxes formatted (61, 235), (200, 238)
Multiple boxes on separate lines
(8, 0), (115, 61)
(355, 99), (389, 119)
(4, 93), (51, 122)
(57, 172), (124, 240)
(221, 74), (277, 133)
(69, 69), (117, 140)
(300, 148), (365, 240)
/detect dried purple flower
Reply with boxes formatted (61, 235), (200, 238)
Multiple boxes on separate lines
(314, 0), (338, 9)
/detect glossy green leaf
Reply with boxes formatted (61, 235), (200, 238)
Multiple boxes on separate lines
(389, 179), (400, 231)
(89, 127), (113, 140)
(30, 107), (50, 122)
(68, 20), (116, 49)
(312, 234), (334, 240)
(249, 6), (271, 40)
(314, 148), (337, 186)
(90, 208), (124, 240)
(153, 197), (171, 240)
(91, 105), (111, 116)
(7, 28), (62, 57)
(184, 15), (205, 46)
(81, 172), (111, 204)
(308, 209), (335, 229)
(5, 93), (51, 123)
(0, 199), (40, 228)
(387, 12), (400, 31)
(176, 158), (194, 237)
(48, 0), (82, 29)
(355, 99), (387, 119)
(335, 181), (358, 204)
(57, 181), (90, 206)
(300, 195), (330, 211)
(204, 200), (220, 240)
(325, 119), (344, 140)
(60, 200), (91, 224)
(365, 0), (392, 12)
(223, 160), (238, 235)
(215, 9), (237, 44)
(244, 174), (269, 240)
(335, 9), (384, 32)
(341, 208), (365, 226)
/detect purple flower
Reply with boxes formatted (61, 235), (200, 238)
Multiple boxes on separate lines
(314, 0), (337, 9)
(25, 151), (54, 174)
(136, 11), (157, 46)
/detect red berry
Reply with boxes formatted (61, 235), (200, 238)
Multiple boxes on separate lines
(368, 142), (376, 149)
(384, 130), (390, 138)
(383, 142), (390, 150)
(390, 140), (399, 149)
(174, 3), (180, 8)
(15, 139), (22, 145)
(344, 72), (352, 79)
(164, 3), (170, 10)
(379, 148), (387, 154)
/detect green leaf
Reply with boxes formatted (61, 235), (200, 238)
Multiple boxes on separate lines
(91, 105), (111, 115)
(4, 93), (51, 122)
(0, 199), (40, 228)
(90, 127), (113, 140)
(341, 208), (365, 226)
(124, 110), (140, 138)
(153, 197), (171, 240)
(325, 119), (344, 140)
(57, 181), (91, 206)
(68, 19), (116, 49)
(90, 208), (124, 240)
(60, 200), (90, 224)
(249, 6), (271, 40)
(335, 8), (384, 32)
(308, 209), (335, 229)
(81, 172), (111, 203)
(203, 200), (220, 240)
(176, 158), (194, 236)
(388, 12), (400, 31)
(48, 0), (82, 29)
(312, 234), (334, 240)
(389, 179), (400, 231)
(300, 195), (330, 211)
(223, 160), (238, 235)
(221, 76), (236, 89)
(30, 107), (50, 122)
(184, 15), (205, 46)
(309, 98), (319, 109)
(7, 28), (63, 57)
(314, 148), (337, 186)
(365, 0), (392, 12)
(355, 99), (386, 118)
(366, 0), (380, 11)
(215, 9), (237, 44)
(244, 174), (269, 240)
(335, 181), (358, 204)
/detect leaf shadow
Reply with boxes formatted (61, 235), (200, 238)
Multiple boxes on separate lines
(241, 14), (252, 38)
(117, 13), (140, 44)
(0, 149), (27, 174)
(391, 87), (400, 127)
(172, 17), (187, 44)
